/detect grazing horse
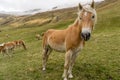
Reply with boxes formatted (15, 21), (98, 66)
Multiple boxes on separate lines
(35, 34), (42, 40)
(0, 42), (16, 57)
(42, 1), (97, 80)
(13, 40), (27, 50)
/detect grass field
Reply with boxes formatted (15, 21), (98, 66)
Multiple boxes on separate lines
(0, 0), (120, 80)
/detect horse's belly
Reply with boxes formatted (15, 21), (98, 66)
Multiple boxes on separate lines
(48, 42), (66, 52)
(47, 32), (66, 52)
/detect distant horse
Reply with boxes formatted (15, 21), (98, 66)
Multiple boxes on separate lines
(35, 34), (42, 40)
(42, 1), (97, 80)
(5, 34), (10, 38)
(0, 42), (16, 57)
(13, 40), (27, 50)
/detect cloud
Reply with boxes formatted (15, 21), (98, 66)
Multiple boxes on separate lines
(0, 0), (103, 12)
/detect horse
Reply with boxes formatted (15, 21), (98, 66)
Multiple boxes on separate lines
(0, 42), (16, 57)
(13, 40), (27, 50)
(42, 1), (97, 80)
(35, 34), (42, 40)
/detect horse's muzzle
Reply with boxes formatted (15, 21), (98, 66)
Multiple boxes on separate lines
(81, 32), (91, 41)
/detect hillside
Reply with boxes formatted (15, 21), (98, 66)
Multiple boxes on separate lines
(0, 7), (77, 28)
(0, 0), (110, 28)
(0, 0), (120, 80)
(0, 0), (118, 29)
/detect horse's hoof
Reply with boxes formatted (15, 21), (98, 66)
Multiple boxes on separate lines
(68, 74), (73, 78)
(42, 68), (46, 71)
(64, 78), (67, 80)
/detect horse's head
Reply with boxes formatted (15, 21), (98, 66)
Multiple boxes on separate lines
(78, 0), (97, 41)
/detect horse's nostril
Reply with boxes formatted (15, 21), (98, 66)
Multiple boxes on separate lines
(81, 33), (84, 38)
(87, 33), (91, 37)
(81, 33), (91, 41)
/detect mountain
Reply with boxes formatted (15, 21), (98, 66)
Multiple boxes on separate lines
(0, 13), (12, 18)
(0, 0), (104, 16)
(0, 9), (41, 16)
(23, 9), (42, 15)
(0, 0), (114, 28)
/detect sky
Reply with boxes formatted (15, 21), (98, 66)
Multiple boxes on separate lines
(0, 0), (104, 12)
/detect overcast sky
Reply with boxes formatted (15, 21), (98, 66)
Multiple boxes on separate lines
(0, 0), (104, 12)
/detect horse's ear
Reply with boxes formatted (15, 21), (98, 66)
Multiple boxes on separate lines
(78, 3), (82, 11)
(91, 0), (95, 8)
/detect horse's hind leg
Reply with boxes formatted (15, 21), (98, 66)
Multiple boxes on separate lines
(1, 51), (4, 56)
(5, 49), (11, 58)
(11, 47), (15, 54)
(42, 47), (52, 71)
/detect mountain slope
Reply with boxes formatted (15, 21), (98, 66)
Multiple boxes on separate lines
(0, 0), (104, 28)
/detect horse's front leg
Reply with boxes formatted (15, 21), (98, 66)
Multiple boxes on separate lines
(62, 50), (73, 80)
(68, 53), (77, 78)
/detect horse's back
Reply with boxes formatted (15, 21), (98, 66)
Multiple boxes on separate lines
(43, 29), (67, 42)
(4, 42), (16, 48)
(44, 29), (56, 37)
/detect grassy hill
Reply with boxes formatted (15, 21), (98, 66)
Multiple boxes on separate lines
(0, 0), (120, 80)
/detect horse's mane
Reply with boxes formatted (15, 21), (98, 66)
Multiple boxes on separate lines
(84, 5), (95, 13)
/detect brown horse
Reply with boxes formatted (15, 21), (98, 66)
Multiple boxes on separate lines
(13, 40), (27, 50)
(0, 42), (16, 57)
(42, 1), (97, 80)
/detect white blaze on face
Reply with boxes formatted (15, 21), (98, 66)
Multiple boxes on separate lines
(82, 12), (93, 34)
(84, 12), (88, 16)
(82, 28), (92, 33)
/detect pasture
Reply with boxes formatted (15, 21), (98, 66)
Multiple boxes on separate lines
(0, 0), (120, 80)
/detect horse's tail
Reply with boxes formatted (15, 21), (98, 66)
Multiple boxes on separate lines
(42, 29), (54, 49)
(21, 41), (27, 50)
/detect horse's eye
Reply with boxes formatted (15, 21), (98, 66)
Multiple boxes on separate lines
(92, 15), (95, 19)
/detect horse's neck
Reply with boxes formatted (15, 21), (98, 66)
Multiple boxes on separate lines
(73, 18), (79, 25)
(73, 18), (81, 32)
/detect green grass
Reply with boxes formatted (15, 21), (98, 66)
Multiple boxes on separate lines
(0, 1), (120, 80)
